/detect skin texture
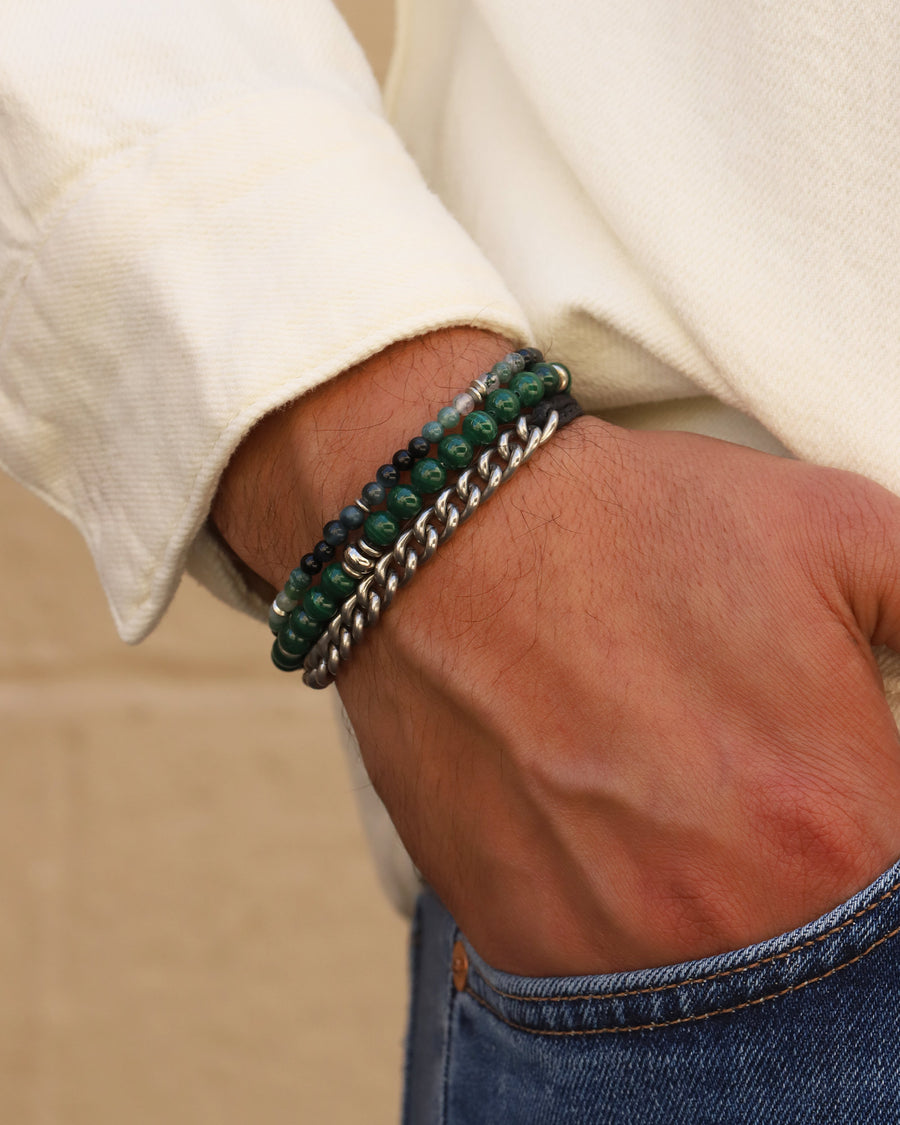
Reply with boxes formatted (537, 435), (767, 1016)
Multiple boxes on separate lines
(213, 328), (900, 976)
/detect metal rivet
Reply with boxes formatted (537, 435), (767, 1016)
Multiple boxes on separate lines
(452, 940), (469, 992)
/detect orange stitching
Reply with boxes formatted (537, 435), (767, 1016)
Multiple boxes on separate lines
(471, 877), (900, 1004)
(463, 921), (900, 1036)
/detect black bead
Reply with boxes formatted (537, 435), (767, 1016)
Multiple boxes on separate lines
(376, 463), (399, 488)
(313, 540), (335, 564)
(391, 449), (414, 472)
(517, 347), (543, 366)
(300, 553), (322, 575)
(407, 435), (430, 461)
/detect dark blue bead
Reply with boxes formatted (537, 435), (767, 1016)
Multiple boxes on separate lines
(517, 347), (543, 366)
(392, 448), (413, 472)
(313, 540), (335, 564)
(407, 435), (430, 460)
(362, 480), (386, 507)
(323, 520), (348, 547)
(339, 504), (365, 530)
(376, 464), (398, 488)
(300, 553), (322, 575)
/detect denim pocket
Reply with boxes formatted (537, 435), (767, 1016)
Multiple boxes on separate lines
(409, 862), (900, 1124)
(460, 858), (900, 1038)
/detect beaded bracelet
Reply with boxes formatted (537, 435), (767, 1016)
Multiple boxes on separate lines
(301, 392), (583, 688)
(268, 349), (572, 673)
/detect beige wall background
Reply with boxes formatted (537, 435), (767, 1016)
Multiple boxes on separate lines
(0, 2), (403, 1123)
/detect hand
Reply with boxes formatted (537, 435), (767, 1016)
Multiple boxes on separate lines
(214, 331), (900, 976)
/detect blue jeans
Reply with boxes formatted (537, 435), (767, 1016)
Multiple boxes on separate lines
(403, 861), (900, 1123)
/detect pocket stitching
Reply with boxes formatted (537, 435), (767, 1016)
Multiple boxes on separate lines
(464, 918), (900, 1036)
(471, 876), (900, 1004)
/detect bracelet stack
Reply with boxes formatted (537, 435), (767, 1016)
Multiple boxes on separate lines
(266, 348), (581, 688)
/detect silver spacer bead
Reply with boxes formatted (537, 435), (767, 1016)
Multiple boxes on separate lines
(551, 363), (571, 392)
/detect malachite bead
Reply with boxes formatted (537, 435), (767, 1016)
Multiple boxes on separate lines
(376, 464), (399, 488)
(422, 420), (444, 444)
(268, 604), (288, 635)
(362, 480), (386, 507)
(271, 642), (305, 672)
(323, 520), (348, 547)
(285, 567), (312, 599)
(410, 457), (446, 494)
(278, 625), (312, 657)
(387, 485), (423, 519)
(365, 510), (401, 546)
(532, 362), (560, 393)
(509, 371), (545, 407)
(485, 388), (521, 422)
(462, 409), (499, 446)
(320, 562), (357, 602)
(339, 504), (365, 530)
(289, 607), (322, 639)
(303, 588), (338, 623)
(437, 405), (460, 430)
(438, 433), (474, 469)
(491, 360), (514, 385)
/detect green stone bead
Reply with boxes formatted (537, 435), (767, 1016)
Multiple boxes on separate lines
(271, 641), (305, 671)
(320, 562), (356, 602)
(284, 567), (312, 600)
(461, 409), (499, 446)
(302, 588), (337, 623)
(410, 457), (447, 494)
(531, 362), (560, 394)
(485, 388), (521, 422)
(290, 607), (324, 639)
(421, 420), (444, 444)
(491, 359), (514, 384)
(437, 434), (474, 469)
(365, 510), (401, 546)
(278, 625), (312, 657)
(268, 605), (288, 635)
(437, 405), (460, 430)
(509, 371), (545, 406)
(387, 485), (423, 519)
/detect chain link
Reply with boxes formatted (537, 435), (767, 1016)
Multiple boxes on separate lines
(302, 409), (560, 689)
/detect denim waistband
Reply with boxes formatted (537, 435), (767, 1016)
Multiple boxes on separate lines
(456, 859), (900, 1036)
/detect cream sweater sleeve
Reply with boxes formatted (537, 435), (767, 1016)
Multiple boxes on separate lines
(0, 0), (529, 642)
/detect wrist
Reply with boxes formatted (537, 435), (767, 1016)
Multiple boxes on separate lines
(211, 327), (515, 589)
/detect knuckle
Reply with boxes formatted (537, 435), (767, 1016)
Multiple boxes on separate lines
(753, 770), (884, 897)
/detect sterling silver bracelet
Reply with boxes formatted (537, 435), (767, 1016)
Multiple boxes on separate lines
(301, 396), (579, 689)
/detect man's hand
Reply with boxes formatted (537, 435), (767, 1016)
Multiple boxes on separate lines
(214, 330), (900, 976)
